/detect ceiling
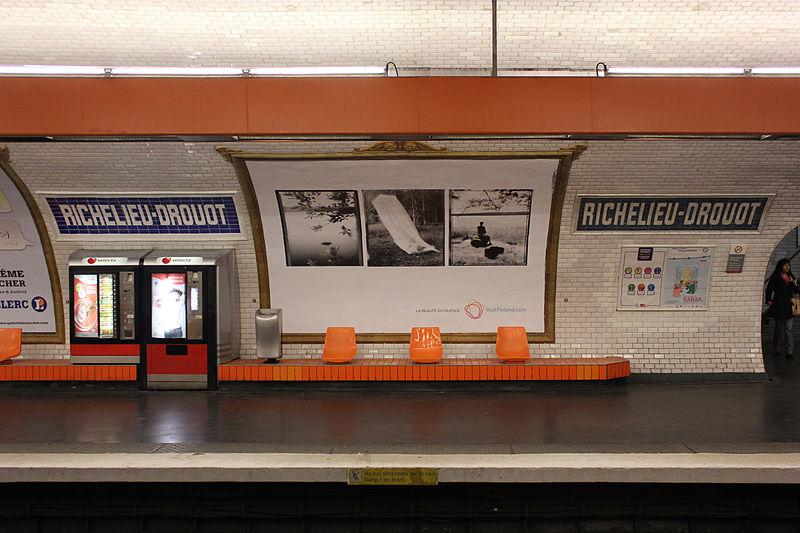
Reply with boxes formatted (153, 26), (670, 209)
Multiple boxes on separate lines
(2, 1), (798, 75)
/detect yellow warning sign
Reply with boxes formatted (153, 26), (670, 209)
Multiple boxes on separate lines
(347, 468), (439, 486)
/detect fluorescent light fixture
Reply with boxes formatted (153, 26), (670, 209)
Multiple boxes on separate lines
(0, 65), (106, 75)
(750, 67), (800, 75)
(109, 66), (243, 76)
(608, 67), (745, 76)
(248, 66), (385, 76)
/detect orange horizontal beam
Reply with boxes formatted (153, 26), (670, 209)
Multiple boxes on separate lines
(1, 77), (798, 136)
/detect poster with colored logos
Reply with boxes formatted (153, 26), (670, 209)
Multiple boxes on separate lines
(618, 246), (712, 310)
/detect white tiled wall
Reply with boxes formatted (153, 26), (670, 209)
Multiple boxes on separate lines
(2, 1), (797, 71)
(7, 139), (799, 374)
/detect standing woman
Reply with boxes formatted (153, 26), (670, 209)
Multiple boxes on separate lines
(765, 258), (799, 357)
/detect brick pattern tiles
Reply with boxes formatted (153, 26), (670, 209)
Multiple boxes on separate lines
(10, 139), (798, 375)
(0, 1), (797, 71)
(218, 357), (630, 382)
(0, 361), (136, 381)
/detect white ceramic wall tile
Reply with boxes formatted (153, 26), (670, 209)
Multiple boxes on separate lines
(1, 1), (797, 71)
(6, 139), (800, 375)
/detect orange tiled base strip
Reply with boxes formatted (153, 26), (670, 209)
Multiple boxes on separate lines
(219, 357), (630, 382)
(0, 361), (137, 381)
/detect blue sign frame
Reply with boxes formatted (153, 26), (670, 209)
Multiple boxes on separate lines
(46, 195), (241, 236)
(575, 196), (770, 232)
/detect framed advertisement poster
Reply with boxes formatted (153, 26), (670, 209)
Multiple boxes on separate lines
(618, 245), (713, 310)
(0, 147), (64, 342)
(219, 142), (586, 343)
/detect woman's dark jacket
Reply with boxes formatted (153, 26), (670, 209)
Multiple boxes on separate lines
(766, 273), (798, 320)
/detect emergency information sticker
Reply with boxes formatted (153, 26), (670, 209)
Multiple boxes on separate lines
(347, 468), (439, 486)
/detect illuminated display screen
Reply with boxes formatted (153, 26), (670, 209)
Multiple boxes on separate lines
(151, 273), (187, 339)
(190, 286), (199, 311)
(73, 274), (98, 338)
(98, 273), (116, 338)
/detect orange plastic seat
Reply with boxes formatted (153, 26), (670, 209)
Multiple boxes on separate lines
(495, 326), (530, 362)
(322, 327), (357, 364)
(409, 327), (442, 363)
(0, 328), (22, 364)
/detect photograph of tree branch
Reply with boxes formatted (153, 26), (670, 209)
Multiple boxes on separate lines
(276, 190), (363, 266)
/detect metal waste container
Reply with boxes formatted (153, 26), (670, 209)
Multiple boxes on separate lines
(255, 309), (282, 363)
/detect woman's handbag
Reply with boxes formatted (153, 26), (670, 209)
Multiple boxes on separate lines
(792, 295), (800, 317)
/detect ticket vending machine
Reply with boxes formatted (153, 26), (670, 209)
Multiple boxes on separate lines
(68, 250), (151, 364)
(142, 250), (239, 390)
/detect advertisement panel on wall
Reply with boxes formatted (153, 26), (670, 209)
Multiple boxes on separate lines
(151, 272), (187, 339)
(0, 163), (58, 333)
(72, 274), (98, 337)
(244, 156), (561, 335)
(618, 246), (713, 310)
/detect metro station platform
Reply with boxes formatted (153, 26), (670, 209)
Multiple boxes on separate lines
(0, 343), (797, 530)
(0, 346), (796, 483)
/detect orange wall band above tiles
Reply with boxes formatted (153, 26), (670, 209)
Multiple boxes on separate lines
(0, 77), (798, 136)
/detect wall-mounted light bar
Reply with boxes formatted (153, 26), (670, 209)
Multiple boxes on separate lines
(750, 67), (800, 75)
(248, 66), (386, 76)
(1, 65), (800, 78)
(0, 65), (387, 77)
(608, 67), (746, 76)
(0, 65), (107, 75)
(110, 66), (244, 76)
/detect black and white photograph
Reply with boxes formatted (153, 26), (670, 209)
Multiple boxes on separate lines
(449, 189), (533, 266)
(364, 189), (445, 266)
(276, 190), (363, 266)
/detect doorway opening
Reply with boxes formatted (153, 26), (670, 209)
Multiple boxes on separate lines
(762, 226), (800, 382)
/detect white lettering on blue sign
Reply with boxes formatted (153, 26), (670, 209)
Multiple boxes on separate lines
(46, 196), (240, 235)
(576, 196), (768, 231)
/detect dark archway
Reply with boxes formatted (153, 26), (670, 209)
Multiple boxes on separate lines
(762, 226), (800, 382)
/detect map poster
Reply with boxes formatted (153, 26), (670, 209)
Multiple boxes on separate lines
(618, 248), (667, 309)
(618, 246), (712, 311)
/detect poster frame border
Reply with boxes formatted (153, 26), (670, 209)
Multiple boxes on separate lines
(0, 146), (65, 343)
(218, 141), (586, 344)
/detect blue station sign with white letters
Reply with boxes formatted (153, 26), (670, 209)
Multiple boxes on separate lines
(45, 195), (241, 236)
(574, 196), (770, 232)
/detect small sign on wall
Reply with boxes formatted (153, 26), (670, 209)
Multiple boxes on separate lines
(618, 246), (713, 310)
(726, 244), (746, 273)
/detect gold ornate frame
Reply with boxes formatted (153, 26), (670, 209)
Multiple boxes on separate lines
(218, 141), (586, 344)
(0, 147), (65, 343)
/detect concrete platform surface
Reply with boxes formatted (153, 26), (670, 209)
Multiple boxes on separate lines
(0, 343), (797, 483)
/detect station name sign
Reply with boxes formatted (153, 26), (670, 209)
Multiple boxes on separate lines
(45, 195), (241, 237)
(575, 196), (769, 232)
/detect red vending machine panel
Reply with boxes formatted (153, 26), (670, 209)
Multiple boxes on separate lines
(143, 249), (238, 391)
